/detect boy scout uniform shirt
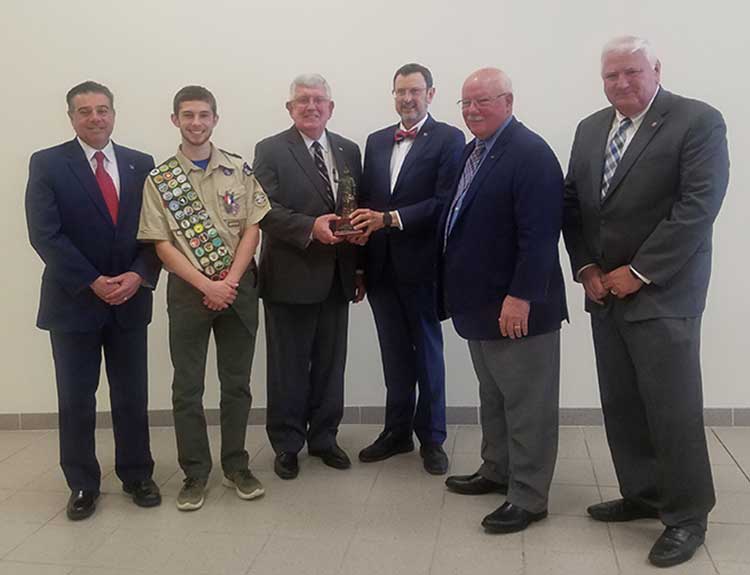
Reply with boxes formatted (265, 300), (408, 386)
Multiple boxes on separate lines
(138, 144), (270, 272)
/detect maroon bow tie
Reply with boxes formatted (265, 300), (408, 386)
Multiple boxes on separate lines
(394, 128), (418, 142)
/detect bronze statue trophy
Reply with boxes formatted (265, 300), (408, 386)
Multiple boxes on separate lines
(332, 168), (363, 237)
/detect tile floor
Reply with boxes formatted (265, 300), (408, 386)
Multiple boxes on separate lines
(0, 425), (749, 574)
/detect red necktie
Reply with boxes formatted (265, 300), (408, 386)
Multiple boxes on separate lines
(394, 128), (418, 143)
(94, 151), (118, 224)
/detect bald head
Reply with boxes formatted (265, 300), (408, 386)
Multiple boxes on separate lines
(461, 68), (514, 140)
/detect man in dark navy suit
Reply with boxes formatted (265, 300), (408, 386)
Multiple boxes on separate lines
(25, 81), (162, 520)
(349, 63), (464, 475)
(440, 68), (568, 533)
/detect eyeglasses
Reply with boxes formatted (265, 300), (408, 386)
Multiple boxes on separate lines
(457, 93), (509, 109)
(392, 87), (426, 99)
(290, 96), (331, 107)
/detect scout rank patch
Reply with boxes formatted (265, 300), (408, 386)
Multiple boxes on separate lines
(149, 158), (234, 281)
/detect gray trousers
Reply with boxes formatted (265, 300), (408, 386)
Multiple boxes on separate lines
(469, 330), (560, 513)
(591, 304), (714, 532)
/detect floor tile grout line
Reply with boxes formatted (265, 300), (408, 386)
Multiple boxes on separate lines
(711, 427), (750, 483)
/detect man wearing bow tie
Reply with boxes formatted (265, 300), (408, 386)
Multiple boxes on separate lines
(563, 36), (729, 567)
(25, 81), (162, 521)
(349, 63), (464, 475)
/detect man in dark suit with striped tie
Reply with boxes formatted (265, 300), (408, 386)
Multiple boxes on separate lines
(25, 81), (161, 520)
(253, 74), (364, 480)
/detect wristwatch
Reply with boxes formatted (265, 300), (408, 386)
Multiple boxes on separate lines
(382, 211), (393, 228)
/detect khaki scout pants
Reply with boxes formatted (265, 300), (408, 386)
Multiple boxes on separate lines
(167, 270), (259, 480)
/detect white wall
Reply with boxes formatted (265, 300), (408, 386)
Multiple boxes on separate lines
(2, 0), (747, 414)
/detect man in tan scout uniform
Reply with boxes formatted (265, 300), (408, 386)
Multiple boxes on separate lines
(138, 85), (270, 511)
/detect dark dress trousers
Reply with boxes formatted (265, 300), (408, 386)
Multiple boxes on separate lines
(25, 139), (160, 491)
(360, 115), (464, 445)
(253, 127), (361, 454)
(563, 88), (730, 531)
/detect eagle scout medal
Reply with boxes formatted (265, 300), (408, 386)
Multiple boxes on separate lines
(149, 156), (235, 281)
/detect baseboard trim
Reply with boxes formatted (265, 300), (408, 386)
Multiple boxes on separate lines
(2, 407), (750, 430)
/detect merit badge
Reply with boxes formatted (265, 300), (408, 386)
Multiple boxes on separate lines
(193, 223), (204, 234)
(181, 183), (192, 192)
(168, 179), (178, 189)
(154, 175), (164, 184)
(174, 210), (185, 220)
(183, 206), (194, 216)
(223, 167), (233, 176)
(212, 238), (222, 248)
(195, 247), (205, 257)
(149, 168), (160, 177)
(243, 162), (253, 176)
(209, 252), (219, 262)
(222, 191), (240, 215)
(159, 164), (169, 173)
(158, 183), (168, 193)
(178, 196), (188, 206)
(199, 232), (209, 243)
(208, 228), (218, 238)
(168, 200), (180, 212)
(253, 190), (267, 207)
(204, 243), (214, 253)
(203, 220), (213, 228)
(222, 255), (232, 266)
(177, 174), (187, 183)
(161, 191), (173, 202)
(217, 246), (227, 256)
(189, 238), (201, 249)
(214, 260), (225, 271)
(163, 171), (173, 180)
(199, 257), (210, 267)
(192, 201), (203, 211)
(172, 167), (182, 176)
(187, 191), (198, 201)
(180, 220), (191, 229)
(205, 265), (215, 276)
(168, 159), (179, 169)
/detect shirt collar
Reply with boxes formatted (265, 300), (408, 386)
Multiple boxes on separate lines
(398, 113), (429, 134)
(299, 129), (329, 154)
(477, 114), (513, 150)
(176, 143), (232, 173)
(77, 137), (115, 163)
(615, 85), (660, 124)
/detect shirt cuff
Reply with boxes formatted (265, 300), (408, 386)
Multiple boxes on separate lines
(392, 210), (403, 230)
(575, 263), (597, 282)
(629, 265), (651, 284)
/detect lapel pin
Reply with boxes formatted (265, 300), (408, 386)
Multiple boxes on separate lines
(338, 146), (344, 151)
(651, 121), (658, 127)
(129, 164), (135, 170)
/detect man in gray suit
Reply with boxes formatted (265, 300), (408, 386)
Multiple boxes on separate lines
(563, 36), (729, 568)
(253, 74), (364, 480)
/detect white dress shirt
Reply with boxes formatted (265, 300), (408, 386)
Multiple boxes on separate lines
(77, 137), (120, 197)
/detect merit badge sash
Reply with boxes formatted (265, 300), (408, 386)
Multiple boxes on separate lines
(149, 158), (234, 281)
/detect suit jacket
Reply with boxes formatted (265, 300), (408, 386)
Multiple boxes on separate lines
(563, 89), (730, 320)
(254, 127), (361, 304)
(438, 118), (568, 340)
(25, 139), (160, 332)
(360, 115), (464, 285)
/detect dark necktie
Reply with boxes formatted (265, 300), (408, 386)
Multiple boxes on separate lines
(312, 141), (334, 204)
(94, 150), (118, 223)
(394, 128), (418, 143)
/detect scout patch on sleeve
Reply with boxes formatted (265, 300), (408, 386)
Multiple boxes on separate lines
(253, 190), (268, 207)
(243, 162), (253, 176)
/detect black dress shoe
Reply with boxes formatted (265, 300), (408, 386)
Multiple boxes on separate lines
(648, 526), (705, 568)
(274, 452), (299, 479)
(309, 444), (351, 470)
(122, 478), (162, 508)
(482, 501), (548, 533)
(66, 490), (99, 521)
(358, 431), (414, 463)
(420, 444), (449, 475)
(587, 498), (659, 522)
(445, 472), (507, 495)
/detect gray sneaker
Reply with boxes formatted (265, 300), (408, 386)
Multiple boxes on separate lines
(176, 477), (207, 511)
(223, 469), (265, 500)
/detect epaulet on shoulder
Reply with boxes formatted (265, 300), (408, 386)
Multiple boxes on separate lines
(220, 148), (242, 159)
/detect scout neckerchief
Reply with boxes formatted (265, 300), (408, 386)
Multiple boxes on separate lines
(148, 157), (234, 281)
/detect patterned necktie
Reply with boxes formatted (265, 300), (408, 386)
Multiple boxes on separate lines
(312, 141), (334, 204)
(601, 117), (633, 199)
(444, 140), (486, 246)
(94, 151), (118, 223)
(394, 128), (418, 143)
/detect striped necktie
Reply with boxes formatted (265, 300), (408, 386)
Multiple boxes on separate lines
(601, 117), (633, 199)
(312, 141), (334, 204)
(444, 140), (486, 248)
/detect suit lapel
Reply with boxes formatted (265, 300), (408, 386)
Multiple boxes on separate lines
(286, 127), (335, 211)
(392, 116), (435, 196)
(603, 91), (669, 203)
(589, 110), (614, 206)
(113, 143), (135, 230)
(451, 119), (516, 227)
(65, 139), (114, 226)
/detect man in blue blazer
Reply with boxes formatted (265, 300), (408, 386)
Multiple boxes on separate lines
(440, 68), (568, 533)
(349, 63), (464, 474)
(25, 81), (161, 520)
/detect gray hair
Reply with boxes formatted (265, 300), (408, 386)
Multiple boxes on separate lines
(601, 36), (658, 67)
(289, 73), (332, 100)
